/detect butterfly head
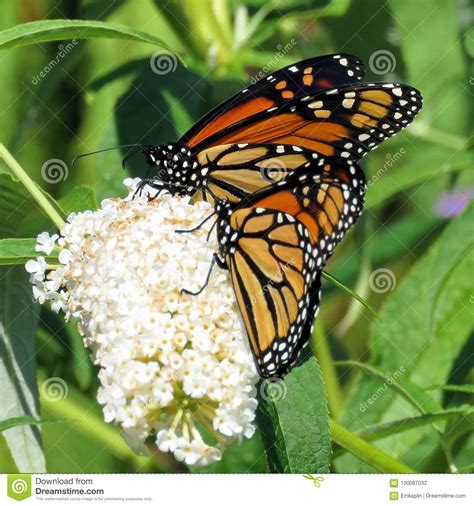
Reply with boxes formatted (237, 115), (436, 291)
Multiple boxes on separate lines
(143, 143), (198, 194)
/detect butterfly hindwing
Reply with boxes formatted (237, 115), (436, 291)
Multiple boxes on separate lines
(225, 206), (321, 378)
(193, 142), (322, 204)
(218, 158), (366, 377)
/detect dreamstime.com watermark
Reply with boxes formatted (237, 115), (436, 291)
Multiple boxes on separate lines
(7, 475), (105, 501)
(367, 148), (405, 186)
(369, 49), (397, 75)
(41, 159), (68, 184)
(359, 365), (406, 412)
(32, 39), (79, 85)
(369, 268), (397, 293)
(150, 50), (178, 75)
(40, 377), (69, 402)
(7, 475), (31, 501)
(259, 156), (289, 183)
(259, 377), (288, 401)
(250, 39), (297, 84)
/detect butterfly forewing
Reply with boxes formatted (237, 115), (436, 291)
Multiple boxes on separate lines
(181, 54), (364, 149)
(192, 83), (422, 158)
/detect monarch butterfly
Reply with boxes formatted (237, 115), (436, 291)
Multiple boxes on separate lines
(183, 157), (366, 378)
(137, 54), (422, 377)
(137, 53), (422, 204)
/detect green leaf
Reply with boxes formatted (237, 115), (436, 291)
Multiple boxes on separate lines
(0, 19), (181, 56)
(0, 267), (46, 472)
(339, 205), (474, 471)
(366, 149), (472, 208)
(0, 174), (63, 239)
(322, 271), (379, 319)
(0, 238), (46, 265)
(256, 356), (331, 473)
(465, 27), (474, 57)
(58, 185), (98, 213)
(426, 385), (474, 394)
(390, 0), (470, 136)
(0, 416), (65, 432)
(356, 408), (474, 442)
(336, 361), (440, 416)
(0, 144), (65, 230)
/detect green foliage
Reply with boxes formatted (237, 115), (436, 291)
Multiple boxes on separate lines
(0, 238), (42, 265)
(0, 416), (65, 433)
(0, 19), (179, 53)
(0, 270), (45, 472)
(257, 357), (331, 473)
(0, 0), (471, 474)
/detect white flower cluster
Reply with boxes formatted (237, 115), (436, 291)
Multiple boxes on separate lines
(27, 179), (259, 467)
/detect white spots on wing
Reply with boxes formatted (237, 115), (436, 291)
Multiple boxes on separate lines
(392, 87), (402, 97)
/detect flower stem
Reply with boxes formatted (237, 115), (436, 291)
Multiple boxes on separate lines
(0, 143), (65, 230)
(329, 419), (415, 473)
(311, 323), (344, 420)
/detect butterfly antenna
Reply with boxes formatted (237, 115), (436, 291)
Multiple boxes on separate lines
(122, 146), (145, 170)
(71, 144), (144, 168)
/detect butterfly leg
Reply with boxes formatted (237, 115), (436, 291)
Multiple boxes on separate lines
(175, 212), (215, 234)
(181, 253), (226, 296)
(133, 180), (166, 201)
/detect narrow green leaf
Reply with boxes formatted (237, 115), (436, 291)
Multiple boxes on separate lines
(425, 385), (474, 394)
(465, 27), (474, 57)
(0, 19), (181, 57)
(0, 238), (41, 265)
(357, 408), (474, 442)
(0, 144), (65, 229)
(322, 271), (379, 319)
(256, 356), (331, 473)
(0, 416), (65, 432)
(335, 360), (439, 416)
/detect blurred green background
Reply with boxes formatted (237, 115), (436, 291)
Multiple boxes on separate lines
(0, 0), (472, 474)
